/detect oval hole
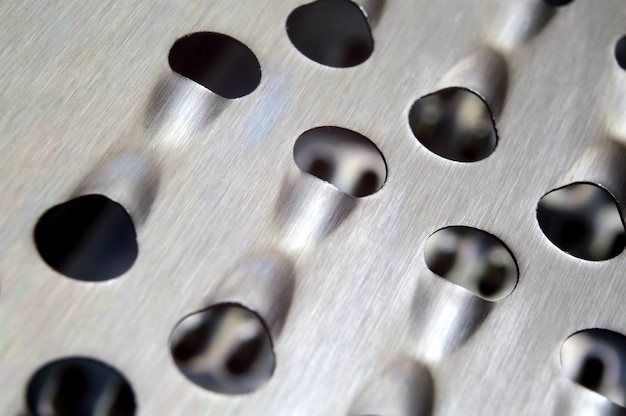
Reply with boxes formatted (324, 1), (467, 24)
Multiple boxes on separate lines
(170, 303), (276, 395)
(168, 32), (261, 99)
(409, 87), (497, 162)
(562, 329), (626, 407)
(34, 194), (138, 282)
(537, 183), (625, 261)
(293, 127), (387, 197)
(424, 226), (518, 301)
(286, 0), (374, 68)
(26, 357), (136, 416)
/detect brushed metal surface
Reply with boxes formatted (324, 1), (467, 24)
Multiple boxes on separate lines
(1, 0), (626, 414)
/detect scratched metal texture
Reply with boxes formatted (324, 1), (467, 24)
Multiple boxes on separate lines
(1, 0), (626, 415)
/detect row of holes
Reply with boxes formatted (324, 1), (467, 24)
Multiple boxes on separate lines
(285, 0), (574, 69)
(20, 1), (626, 412)
(168, 6), (626, 97)
(26, 181), (625, 412)
(165, 2), (626, 173)
(24, 326), (626, 414)
(32, 181), (626, 286)
(27, 186), (625, 407)
(194, 0), (577, 72)
(169, 33), (626, 164)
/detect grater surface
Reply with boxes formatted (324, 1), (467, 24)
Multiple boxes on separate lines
(2, 0), (626, 415)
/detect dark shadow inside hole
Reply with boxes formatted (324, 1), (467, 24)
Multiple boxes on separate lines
(542, 0), (574, 6)
(53, 365), (89, 415)
(26, 357), (136, 416)
(615, 35), (626, 71)
(427, 249), (457, 278)
(577, 357), (605, 391)
(352, 170), (380, 198)
(226, 334), (265, 376)
(34, 194), (138, 282)
(610, 233), (626, 258)
(286, 0), (374, 68)
(171, 306), (229, 363)
(408, 87), (497, 163)
(172, 322), (213, 363)
(168, 32), (261, 99)
(559, 217), (591, 248)
(478, 264), (507, 298)
(110, 384), (137, 416)
(309, 158), (335, 183)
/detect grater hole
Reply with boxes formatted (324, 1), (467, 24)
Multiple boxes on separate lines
(170, 303), (275, 395)
(286, 0), (374, 68)
(561, 329), (626, 407)
(424, 226), (518, 301)
(536, 183), (625, 261)
(542, 0), (574, 6)
(168, 32), (261, 99)
(25, 357), (136, 416)
(615, 35), (626, 71)
(293, 126), (387, 197)
(409, 88), (497, 163)
(34, 194), (138, 282)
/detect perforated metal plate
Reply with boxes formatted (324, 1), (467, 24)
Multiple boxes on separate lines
(2, 0), (626, 415)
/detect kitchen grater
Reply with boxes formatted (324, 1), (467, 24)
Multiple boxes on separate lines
(2, 0), (626, 415)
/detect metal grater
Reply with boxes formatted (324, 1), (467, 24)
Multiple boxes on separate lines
(2, 0), (626, 414)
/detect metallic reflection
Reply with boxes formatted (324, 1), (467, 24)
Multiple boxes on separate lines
(353, 0), (386, 27)
(348, 358), (434, 416)
(145, 75), (227, 150)
(274, 174), (358, 253)
(411, 279), (492, 362)
(486, 0), (556, 52)
(213, 253), (295, 338)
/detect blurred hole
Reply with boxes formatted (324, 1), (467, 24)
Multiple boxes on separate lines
(26, 357), (136, 416)
(34, 194), (138, 282)
(562, 329), (626, 407)
(536, 183), (625, 261)
(424, 226), (518, 301)
(168, 32), (261, 99)
(170, 303), (275, 395)
(286, 0), (374, 68)
(409, 87), (497, 162)
(293, 126), (387, 197)
(615, 35), (626, 71)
